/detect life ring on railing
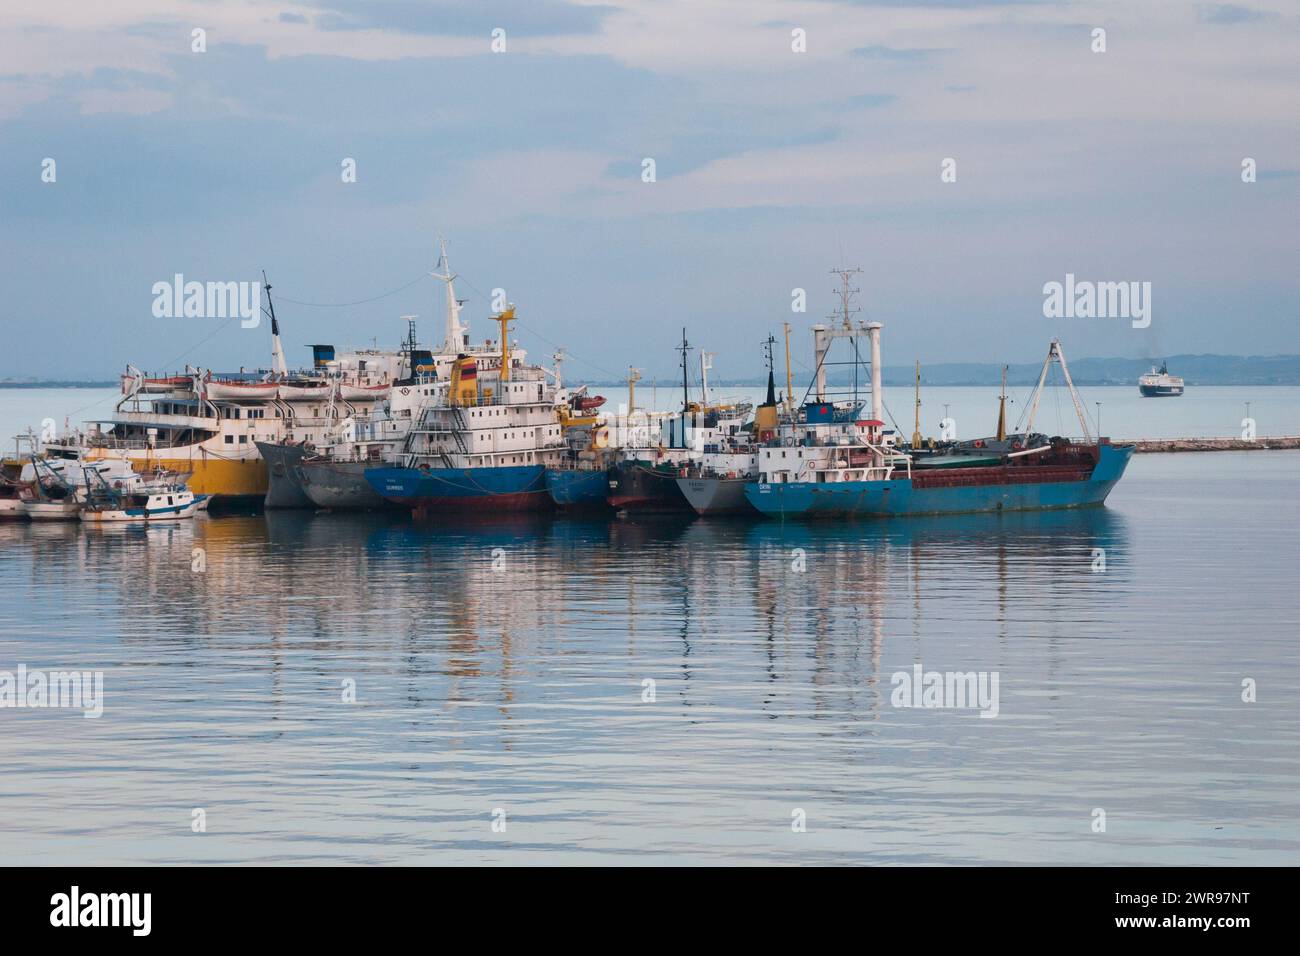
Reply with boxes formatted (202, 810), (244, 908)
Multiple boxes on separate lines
(974, 439), (985, 448)
(1011, 440), (1022, 451)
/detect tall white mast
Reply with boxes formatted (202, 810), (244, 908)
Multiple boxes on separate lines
(700, 351), (713, 408)
(552, 348), (566, 390)
(433, 237), (466, 355)
(263, 271), (288, 377)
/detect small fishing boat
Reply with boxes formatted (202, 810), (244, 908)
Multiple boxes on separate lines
(22, 498), (81, 520)
(18, 457), (81, 520)
(0, 473), (32, 519)
(79, 467), (208, 523)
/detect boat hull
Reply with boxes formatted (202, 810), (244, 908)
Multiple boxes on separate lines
(255, 442), (314, 509)
(366, 465), (553, 515)
(545, 468), (612, 511)
(1138, 384), (1183, 397)
(675, 476), (756, 515)
(745, 443), (1133, 518)
(607, 461), (692, 514)
(21, 500), (81, 521)
(81, 496), (209, 522)
(299, 459), (389, 510)
(80, 451), (267, 501)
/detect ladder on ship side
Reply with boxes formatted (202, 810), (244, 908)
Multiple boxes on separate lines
(448, 407), (470, 456)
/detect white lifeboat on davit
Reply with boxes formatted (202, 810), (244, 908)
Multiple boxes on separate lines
(204, 378), (279, 400)
(339, 381), (391, 401)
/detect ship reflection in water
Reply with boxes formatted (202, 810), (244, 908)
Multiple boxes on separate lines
(1, 452), (1297, 864)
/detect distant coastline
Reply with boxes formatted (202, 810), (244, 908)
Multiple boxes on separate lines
(5, 354), (1300, 389)
(596, 354), (1300, 388)
(0, 381), (118, 389)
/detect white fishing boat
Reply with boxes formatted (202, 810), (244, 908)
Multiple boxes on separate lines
(0, 489), (26, 519)
(79, 467), (208, 523)
(17, 457), (81, 520)
(21, 498), (82, 520)
(80, 487), (208, 523)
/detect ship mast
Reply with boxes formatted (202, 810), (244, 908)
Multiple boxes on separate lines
(996, 365), (1008, 441)
(675, 328), (693, 412)
(699, 350), (713, 409)
(262, 271), (288, 378)
(1024, 339), (1093, 443)
(627, 366), (641, 418)
(782, 321), (795, 416)
(912, 360), (923, 447)
(432, 237), (466, 355)
(496, 306), (516, 382)
(551, 348), (566, 390)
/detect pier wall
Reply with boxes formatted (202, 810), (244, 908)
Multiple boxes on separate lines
(1127, 437), (1300, 453)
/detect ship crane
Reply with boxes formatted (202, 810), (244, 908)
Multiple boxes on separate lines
(1023, 339), (1093, 443)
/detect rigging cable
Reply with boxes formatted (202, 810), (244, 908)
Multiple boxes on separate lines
(273, 273), (431, 308)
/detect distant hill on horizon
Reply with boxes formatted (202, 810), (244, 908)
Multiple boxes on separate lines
(878, 353), (1300, 387)
(644, 354), (1300, 388)
(4, 354), (1300, 389)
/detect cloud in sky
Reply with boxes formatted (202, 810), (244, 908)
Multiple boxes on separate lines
(1, 0), (1298, 381)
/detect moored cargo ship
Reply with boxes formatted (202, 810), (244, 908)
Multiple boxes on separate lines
(365, 304), (591, 517)
(744, 328), (1133, 519)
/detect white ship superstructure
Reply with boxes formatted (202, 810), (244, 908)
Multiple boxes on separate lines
(38, 239), (520, 501)
(401, 312), (564, 471)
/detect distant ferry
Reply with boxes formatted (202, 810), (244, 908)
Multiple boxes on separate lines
(1138, 362), (1184, 397)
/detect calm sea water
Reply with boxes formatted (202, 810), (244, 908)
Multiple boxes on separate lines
(1, 389), (1298, 864)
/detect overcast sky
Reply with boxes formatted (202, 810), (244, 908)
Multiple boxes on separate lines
(2, 0), (1297, 381)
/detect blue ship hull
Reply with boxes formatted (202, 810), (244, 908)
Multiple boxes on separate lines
(545, 468), (612, 510)
(365, 465), (552, 514)
(745, 443), (1133, 519)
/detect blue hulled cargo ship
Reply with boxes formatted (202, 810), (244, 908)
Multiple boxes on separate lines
(368, 463), (551, 514)
(364, 305), (599, 517)
(740, 282), (1132, 520)
(544, 466), (611, 511)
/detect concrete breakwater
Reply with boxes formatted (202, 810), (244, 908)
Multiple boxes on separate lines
(1127, 437), (1300, 453)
